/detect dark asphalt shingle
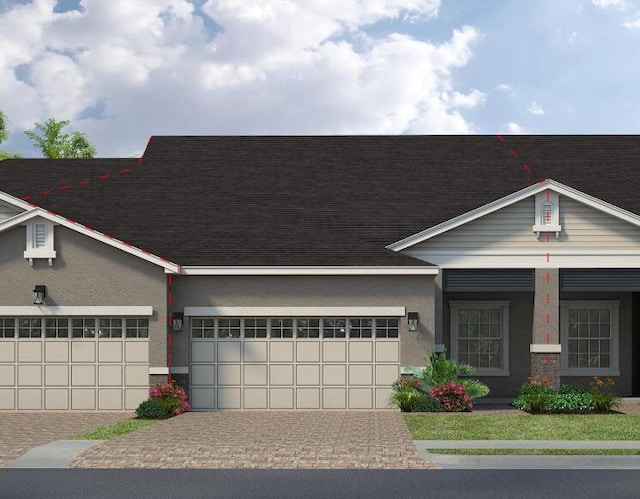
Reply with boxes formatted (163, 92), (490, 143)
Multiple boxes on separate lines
(0, 135), (637, 266)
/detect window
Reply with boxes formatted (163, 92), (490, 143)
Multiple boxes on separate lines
(561, 301), (619, 376)
(270, 319), (293, 338)
(244, 319), (267, 338)
(125, 318), (149, 338)
(349, 318), (372, 338)
(296, 319), (320, 338)
(218, 319), (241, 338)
(98, 318), (123, 338)
(18, 318), (42, 338)
(191, 319), (215, 338)
(45, 318), (69, 338)
(450, 301), (510, 376)
(0, 319), (15, 338)
(375, 318), (399, 338)
(323, 319), (346, 338)
(72, 318), (95, 338)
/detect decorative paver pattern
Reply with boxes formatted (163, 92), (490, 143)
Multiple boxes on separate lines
(0, 413), (132, 467)
(72, 411), (438, 469)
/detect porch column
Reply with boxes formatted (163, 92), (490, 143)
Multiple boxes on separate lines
(531, 268), (561, 388)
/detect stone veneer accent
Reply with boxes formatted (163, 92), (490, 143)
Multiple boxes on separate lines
(531, 268), (560, 388)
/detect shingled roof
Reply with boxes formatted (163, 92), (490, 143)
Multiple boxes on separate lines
(1, 135), (638, 266)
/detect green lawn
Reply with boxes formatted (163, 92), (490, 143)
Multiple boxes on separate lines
(405, 414), (640, 440)
(428, 449), (640, 456)
(70, 418), (159, 440)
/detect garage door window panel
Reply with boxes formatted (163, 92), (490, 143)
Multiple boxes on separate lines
(45, 318), (69, 338)
(126, 319), (149, 338)
(270, 319), (293, 338)
(0, 318), (15, 338)
(72, 318), (95, 338)
(375, 319), (399, 338)
(349, 319), (373, 339)
(323, 319), (346, 339)
(296, 319), (320, 339)
(218, 319), (241, 338)
(98, 319), (123, 338)
(244, 319), (267, 338)
(19, 318), (42, 338)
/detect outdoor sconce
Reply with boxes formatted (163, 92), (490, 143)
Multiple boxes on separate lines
(407, 312), (419, 332)
(33, 285), (46, 305)
(172, 312), (184, 332)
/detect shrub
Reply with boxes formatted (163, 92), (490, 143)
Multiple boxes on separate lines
(389, 377), (443, 412)
(590, 376), (621, 413)
(512, 377), (621, 414)
(429, 381), (473, 412)
(136, 382), (190, 419)
(136, 399), (170, 419)
(408, 353), (489, 401)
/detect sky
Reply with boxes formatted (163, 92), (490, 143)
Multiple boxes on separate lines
(0, 0), (639, 157)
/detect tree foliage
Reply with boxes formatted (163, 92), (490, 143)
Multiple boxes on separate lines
(24, 118), (97, 159)
(0, 110), (21, 160)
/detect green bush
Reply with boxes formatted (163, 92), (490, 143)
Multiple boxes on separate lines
(512, 378), (621, 414)
(388, 377), (443, 412)
(136, 399), (170, 419)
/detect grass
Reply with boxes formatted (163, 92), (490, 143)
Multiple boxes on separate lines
(405, 414), (640, 440)
(70, 418), (159, 440)
(428, 449), (640, 456)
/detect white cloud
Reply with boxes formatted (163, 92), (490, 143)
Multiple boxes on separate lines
(497, 83), (516, 96)
(592, 0), (628, 8)
(527, 101), (545, 116)
(0, 0), (487, 156)
(568, 30), (577, 43)
(624, 18), (640, 28)
(504, 122), (524, 133)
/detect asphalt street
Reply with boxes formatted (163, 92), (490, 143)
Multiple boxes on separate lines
(1, 469), (640, 499)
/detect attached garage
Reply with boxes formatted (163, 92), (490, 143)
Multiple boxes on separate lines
(188, 308), (403, 410)
(0, 307), (152, 411)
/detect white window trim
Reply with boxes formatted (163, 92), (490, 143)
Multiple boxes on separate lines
(449, 300), (510, 376)
(23, 219), (56, 265)
(184, 306), (405, 317)
(560, 300), (620, 377)
(0, 306), (153, 316)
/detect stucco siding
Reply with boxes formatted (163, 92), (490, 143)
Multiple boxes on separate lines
(171, 275), (436, 368)
(0, 225), (167, 367)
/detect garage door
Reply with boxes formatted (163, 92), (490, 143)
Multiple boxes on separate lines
(0, 317), (149, 411)
(190, 317), (400, 410)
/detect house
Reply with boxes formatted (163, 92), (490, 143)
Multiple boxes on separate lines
(1, 135), (639, 411)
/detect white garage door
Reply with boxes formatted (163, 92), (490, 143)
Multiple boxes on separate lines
(0, 317), (149, 411)
(190, 317), (400, 410)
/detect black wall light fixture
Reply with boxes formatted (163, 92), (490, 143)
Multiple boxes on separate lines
(408, 311), (419, 331)
(33, 285), (46, 305)
(172, 312), (184, 332)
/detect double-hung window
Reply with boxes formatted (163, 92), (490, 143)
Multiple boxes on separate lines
(449, 301), (510, 376)
(560, 301), (620, 376)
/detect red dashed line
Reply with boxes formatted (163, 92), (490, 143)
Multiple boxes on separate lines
(99, 173), (111, 180)
(40, 190), (52, 196)
(509, 149), (518, 158)
(120, 168), (131, 174)
(523, 165), (531, 173)
(59, 185), (71, 191)
(20, 195), (31, 201)
(496, 133), (505, 143)
(80, 179), (91, 185)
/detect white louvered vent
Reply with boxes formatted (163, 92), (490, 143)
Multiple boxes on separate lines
(34, 224), (47, 248)
(24, 219), (56, 266)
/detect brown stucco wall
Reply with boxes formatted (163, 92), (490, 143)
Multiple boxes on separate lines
(0, 225), (167, 367)
(170, 274), (436, 368)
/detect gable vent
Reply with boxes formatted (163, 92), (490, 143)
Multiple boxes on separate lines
(444, 269), (535, 292)
(34, 224), (47, 248)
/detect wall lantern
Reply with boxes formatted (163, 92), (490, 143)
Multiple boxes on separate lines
(407, 311), (419, 332)
(172, 312), (184, 332)
(33, 285), (46, 305)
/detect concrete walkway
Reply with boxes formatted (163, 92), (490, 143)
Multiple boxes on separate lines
(415, 440), (640, 469)
(6, 440), (105, 468)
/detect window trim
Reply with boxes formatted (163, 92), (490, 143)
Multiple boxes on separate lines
(560, 300), (620, 376)
(449, 300), (510, 376)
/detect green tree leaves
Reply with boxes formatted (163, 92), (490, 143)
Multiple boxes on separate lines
(0, 110), (21, 160)
(24, 118), (97, 159)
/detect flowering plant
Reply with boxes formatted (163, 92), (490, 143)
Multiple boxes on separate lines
(429, 381), (473, 412)
(136, 382), (190, 418)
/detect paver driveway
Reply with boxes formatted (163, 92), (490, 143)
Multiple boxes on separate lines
(0, 413), (131, 467)
(72, 411), (438, 469)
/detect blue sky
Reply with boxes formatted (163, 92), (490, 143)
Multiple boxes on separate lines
(0, 0), (639, 157)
